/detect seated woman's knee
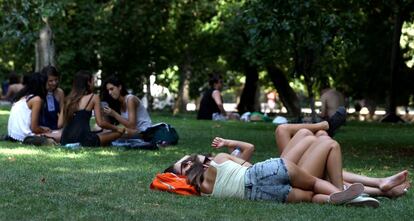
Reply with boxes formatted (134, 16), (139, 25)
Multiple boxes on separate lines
(315, 130), (328, 137)
(297, 128), (313, 137)
(275, 124), (288, 136)
(316, 135), (332, 143)
(303, 135), (317, 144)
(330, 140), (341, 150)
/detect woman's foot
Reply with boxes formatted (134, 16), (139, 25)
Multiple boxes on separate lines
(379, 170), (408, 191)
(384, 181), (411, 198)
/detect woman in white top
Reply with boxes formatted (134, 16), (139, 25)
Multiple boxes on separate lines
(177, 149), (365, 205)
(102, 76), (152, 137)
(7, 72), (51, 141)
(167, 137), (386, 207)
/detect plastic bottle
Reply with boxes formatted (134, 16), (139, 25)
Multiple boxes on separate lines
(231, 147), (242, 157)
(64, 143), (81, 150)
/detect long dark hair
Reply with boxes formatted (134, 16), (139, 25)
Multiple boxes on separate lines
(64, 71), (93, 124)
(41, 65), (60, 78)
(13, 72), (47, 102)
(164, 153), (212, 174)
(184, 155), (205, 192)
(101, 75), (129, 123)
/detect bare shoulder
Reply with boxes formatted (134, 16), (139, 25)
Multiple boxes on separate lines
(55, 88), (65, 97)
(127, 95), (139, 105)
(27, 96), (42, 107)
(29, 96), (42, 103)
(213, 153), (232, 164)
(212, 90), (221, 96)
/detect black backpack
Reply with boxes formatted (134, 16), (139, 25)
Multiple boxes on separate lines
(143, 123), (179, 146)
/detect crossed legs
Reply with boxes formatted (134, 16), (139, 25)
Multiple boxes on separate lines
(275, 122), (410, 197)
(283, 159), (362, 204)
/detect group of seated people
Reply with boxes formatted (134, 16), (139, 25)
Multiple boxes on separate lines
(6, 66), (152, 147)
(160, 121), (410, 208)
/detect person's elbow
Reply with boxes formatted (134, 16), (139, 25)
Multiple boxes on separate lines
(246, 143), (255, 155)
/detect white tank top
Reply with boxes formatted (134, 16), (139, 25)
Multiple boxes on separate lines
(210, 160), (248, 199)
(8, 96), (35, 141)
(120, 94), (152, 132)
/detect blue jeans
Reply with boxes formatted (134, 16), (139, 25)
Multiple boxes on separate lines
(244, 158), (292, 202)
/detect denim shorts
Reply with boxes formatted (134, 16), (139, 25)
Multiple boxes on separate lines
(244, 158), (291, 202)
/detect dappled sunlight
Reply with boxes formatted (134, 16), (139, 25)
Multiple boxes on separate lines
(94, 150), (120, 157)
(0, 148), (43, 156)
(0, 110), (10, 115)
(53, 166), (131, 174)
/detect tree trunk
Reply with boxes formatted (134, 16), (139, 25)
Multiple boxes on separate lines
(145, 74), (153, 111)
(237, 64), (259, 113)
(382, 3), (404, 122)
(304, 75), (317, 122)
(35, 19), (55, 71)
(266, 65), (301, 118)
(173, 63), (191, 115)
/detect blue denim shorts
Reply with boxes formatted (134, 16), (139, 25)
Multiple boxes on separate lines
(244, 158), (291, 202)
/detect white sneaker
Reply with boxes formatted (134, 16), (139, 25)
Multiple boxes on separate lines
(330, 183), (364, 204)
(346, 196), (380, 208)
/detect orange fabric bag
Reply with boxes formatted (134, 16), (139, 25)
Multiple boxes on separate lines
(150, 172), (199, 196)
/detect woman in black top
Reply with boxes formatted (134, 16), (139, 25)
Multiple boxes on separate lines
(61, 71), (126, 147)
(197, 75), (225, 120)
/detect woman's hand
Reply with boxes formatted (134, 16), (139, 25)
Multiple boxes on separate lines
(40, 126), (52, 133)
(103, 106), (114, 116)
(211, 137), (227, 149)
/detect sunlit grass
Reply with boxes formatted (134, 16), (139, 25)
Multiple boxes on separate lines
(0, 109), (10, 115)
(0, 109), (413, 220)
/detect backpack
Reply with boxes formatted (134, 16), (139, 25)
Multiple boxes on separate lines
(143, 123), (179, 146)
(150, 173), (199, 196)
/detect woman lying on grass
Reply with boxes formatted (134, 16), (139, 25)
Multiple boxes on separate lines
(275, 121), (410, 198)
(165, 138), (367, 205)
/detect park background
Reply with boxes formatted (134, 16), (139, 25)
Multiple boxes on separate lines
(1, 0), (414, 122)
(0, 1), (414, 220)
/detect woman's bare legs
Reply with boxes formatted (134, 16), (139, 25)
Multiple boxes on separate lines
(43, 130), (62, 143)
(283, 159), (361, 204)
(345, 181), (410, 198)
(275, 122), (329, 153)
(98, 132), (123, 146)
(276, 125), (410, 197)
(282, 136), (344, 189)
(343, 170), (409, 191)
(298, 138), (344, 189)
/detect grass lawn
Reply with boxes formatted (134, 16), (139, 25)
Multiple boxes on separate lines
(0, 109), (413, 220)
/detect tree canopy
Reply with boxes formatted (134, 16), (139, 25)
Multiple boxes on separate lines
(1, 0), (414, 119)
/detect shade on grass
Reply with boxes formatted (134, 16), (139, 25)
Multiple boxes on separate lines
(0, 111), (413, 220)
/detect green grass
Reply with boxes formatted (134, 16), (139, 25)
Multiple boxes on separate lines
(0, 109), (413, 220)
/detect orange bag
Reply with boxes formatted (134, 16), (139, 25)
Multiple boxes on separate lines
(150, 173), (200, 196)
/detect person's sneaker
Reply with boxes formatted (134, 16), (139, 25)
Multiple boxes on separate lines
(345, 196), (380, 208)
(327, 106), (347, 137)
(329, 183), (364, 204)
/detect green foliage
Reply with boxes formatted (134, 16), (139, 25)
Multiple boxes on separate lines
(1, 0), (414, 111)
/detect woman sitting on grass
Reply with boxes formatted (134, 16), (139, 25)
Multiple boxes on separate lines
(275, 121), (410, 198)
(7, 72), (51, 142)
(168, 138), (366, 205)
(60, 71), (128, 147)
(101, 75), (152, 138)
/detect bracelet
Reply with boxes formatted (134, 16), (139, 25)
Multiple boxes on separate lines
(241, 161), (246, 165)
